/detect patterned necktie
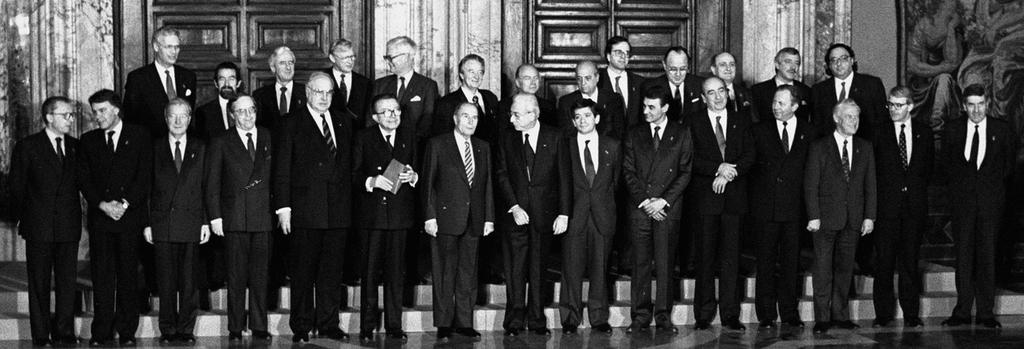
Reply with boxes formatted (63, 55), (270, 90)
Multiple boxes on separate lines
(338, 74), (349, 103)
(55, 137), (64, 163)
(107, 130), (115, 153)
(583, 139), (596, 186)
(841, 139), (850, 181)
(715, 115), (726, 157)
(899, 124), (908, 170)
(652, 125), (661, 151)
(320, 114), (336, 156)
(781, 121), (790, 154)
(463, 140), (475, 186)
(279, 86), (289, 115)
(246, 132), (256, 162)
(174, 140), (183, 173)
(398, 76), (407, 100)
(164, 70), (176, 100)
(838, 81), (847, 101)
(969, 124), (979, 170)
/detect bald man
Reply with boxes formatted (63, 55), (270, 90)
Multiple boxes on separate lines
(557, 61), (625, 140)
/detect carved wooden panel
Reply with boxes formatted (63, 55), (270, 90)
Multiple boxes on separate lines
(536, 17), (607, 64)
(192, 69), (218, 104)
(153, 14), (239, 64)
(617, 0), (687, 11)
(247, 13), (333, 69)
(615, 17), (689, 74)
(535, 0), (609, 11)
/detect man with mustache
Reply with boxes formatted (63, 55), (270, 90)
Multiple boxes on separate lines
(750, 47), (812, 124)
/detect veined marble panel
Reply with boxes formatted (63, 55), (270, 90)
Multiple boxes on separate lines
(742, 0), (849, 85)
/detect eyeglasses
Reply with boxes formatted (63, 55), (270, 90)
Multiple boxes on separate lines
(830, 55), (853, 64)
(333, 54), (356, 61)
(49, 112), (76, 121)
(308, 88), (334, 98)
(610, 50), (631, 58)
(887, 102), (909, 109)
(232, 107), (257, 115)
(666, 67), (688, 74)
(374, 109), (401, 117)
(383, 53), (409, 63)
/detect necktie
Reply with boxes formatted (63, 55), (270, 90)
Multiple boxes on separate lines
(398, 76), (407, 100)
(969, 124), (979, 170)
(673, 84), (682, 103)
(781, 121), (790, 154)
(898, 124), (908, 170)
(279, 86), (289, 115)
(727, 86), (737, 112)
(715, 115), (726, 157)
(246, 132), (256, 162)
(472, 95), (483, 118)
(338, 74), (349, 103)
(523, 133), (535, 180)
(320, 114), (336, 156)
(174, 140), (183, 173)
(55, 137), (64, 163)
(222, 105), (234, 129)
(583, 139), (596, 186)
(463, 140), (475, 186)
(838, 81), (847, 101)
(614, 76), (623, 95)
(841, 139), (850, 181)
(107, 130), (115, 153)
(385, 134), (393, 152)
(164, 70), (176, 100)
(652, 125), (661, 151)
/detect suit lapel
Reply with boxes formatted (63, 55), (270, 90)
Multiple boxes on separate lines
(824, 78), (838, 104)
(228, 130), (256, 174)
(251, 130), (269, 181)
(569, 134), (585, 186)
(174, 66), (189, 98)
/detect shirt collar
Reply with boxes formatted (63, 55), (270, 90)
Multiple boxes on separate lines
(169, 133), (187, 148)
(835, 74), (854, 88)
(107, 119), (124, 135)
(607, 68), (625, 80)
(379, 125), (396, 138)
(833, 130), (852, 144)
(236, 126), (256, 140)
(397, 70), (415, 84)
(577, 131), (598, 144)
(454, 130), (472, 144)
(307, 105), (329, 118)
(707, 107), (727, 119)
(154, 61), (174, 75)
(461, 86), (481, 102)
(45, 128), (64, 142)
(774, 76), (793, 86)
(521, 122), (540, 140)
(581, 89), (599, 102)
(649, 117), (668, 131)
(776, 117), (796, 127)
(276, 80), (294, 92)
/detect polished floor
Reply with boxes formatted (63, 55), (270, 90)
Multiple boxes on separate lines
(9, 316), (1024, 348)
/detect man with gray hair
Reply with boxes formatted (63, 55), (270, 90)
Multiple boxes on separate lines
(750, 47), (812, 123)
(123, 26), (197, 136)
(325, 39), (373, 129)
(253, 46), (306, 130)
(373, 36), (440, 141)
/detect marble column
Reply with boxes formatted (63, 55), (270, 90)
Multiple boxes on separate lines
(741, 0), (851, 85)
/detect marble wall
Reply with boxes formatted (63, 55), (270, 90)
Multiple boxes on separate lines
(742, 0), (851, 85)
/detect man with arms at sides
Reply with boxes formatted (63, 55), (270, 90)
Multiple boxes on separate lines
(622, 86), (694, 333)
(811, 43), (887, 140)
(495, 94), (571, 336)
(194, 62), (243, 140)
(144, 99), (210, 344)
(598, 36), (645, 128)
(709, 52), (754, 121)
(804, 99), (877, 334)
(558, 99), (622, 335)
(641, 47), (704, 125)
(940, 85), (1017, 329)
(557, 61), (625, 139)
(373, 36), (440, 141)
(252, 46), (306, 131)
(750, 47), (813, 124)
(79, 89), (153, 346)
(123, 26), (197, 136)
(871, 86), (933, 328)
(205, 94), (275, 342)
(688, 76), (755, 331)
(498, 64), (558, 130)
(353, 94), (419, 342)
(421, 102), (495, 341)
(751, 85), (819, 329)
(9, 96), (81, 347)
(273, 72), (354, 342)
(432, 54), (501, 145)
(326, 39), (373, 130)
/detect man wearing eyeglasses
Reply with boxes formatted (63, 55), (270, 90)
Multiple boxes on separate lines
(253, 46), (306, 131)
(273, 72), (354, 342)
(326, 39), (373, 131)
(373, 36), (440, 142)
(123, 26), (197, 137)
(870, 86), (933, 329)
(640, 46), (705, 125)
(750, 47), (812, 124)
(80, 89), (154, 346)
(598, 36), (645, 128)
(10, 96), (82, 347)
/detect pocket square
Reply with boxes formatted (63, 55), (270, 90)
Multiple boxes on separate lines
(184, 88), (192, 97)
(690, 98), (700, 103)
(410, 95), (422, 102)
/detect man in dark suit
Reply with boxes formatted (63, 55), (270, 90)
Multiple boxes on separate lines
(421, 102), (495, 341)
(871, 86), (934, 328)
(123, 26), (197, 136)
(598, 36), (645, 128)
(940, 85), (1017, 329)
(622, 86), (694, 333)
(374, 36), (440, 141)
(557, 61), (625, 140)
(750, 47), (813, 124)
(273, 72), (354, 342)
(804, 99), (877, 334)
(205, 93), (276, 339)
(326, 39), (373, 129)
(206, 94), (275, 342)
(252, 46), (306, 131)
(80, 89), (153, 346)
(194, 62), (242, 140)
(353, 94), (419, 341)
(495, 94), (571, 336)
(709, 52), (754, 122)
(497, 64), (557, 130)
(751, 85), (819, 329)
(640, 46), (704, 124)
(145, 99), (209, 344)
(811, 43), (887, 140)
(558, 99), (621, 335)
(688, 76), (755, 331)
(9, 96), (82, 347)
(432, 54), (501, 145)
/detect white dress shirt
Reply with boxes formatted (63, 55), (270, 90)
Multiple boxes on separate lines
(964, 118), (987, 169)
(649, 117), (668, 139)
(576, 131), (599, 171)
(276, 81), (294, 112)
(236, 126), (257, 146)
(332, 69), (352, 103)
(169, 134), (187, 158)
(834, 74), (854, 101)
(708, 109), (728, 141)
(455, 131), (474, 167)
(106, 120), (124, 152)
(607, 69), (629, 108)
(777, 117), (796, 150)
(833, 131), (853, 170)
(520, 123), (539, 152)
(308, 105), (337, 147)
(155, 61), (176, 92)
(397, 71), (415, 96)
(45, 128), (65, 155)
(218, 96), (231, 129)
(893, 120), (913, 163)
(461, 86), (485, 111)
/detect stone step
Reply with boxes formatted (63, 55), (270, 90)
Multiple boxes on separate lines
(0, 290), (1021, 340)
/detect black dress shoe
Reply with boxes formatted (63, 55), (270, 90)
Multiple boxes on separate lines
(625, 324), (648, 333)
(88, 338), (112, 347)
(941, 317), (970, 326)
(813, 322), (830, 334)
(252, 330), (273, 340)
(436, 327), (453, 340)
(872, 318), (893, 328)
(455, 327), (481, 338)
(694, 321), (711, 330)
(978, 318), (1002, 328)
(504, 328), (521, 336)
(385, 330), (407, 340)
(54, 335), (79, 345)
(228, 331), (243, 341)
(319, 328), (349, 340)
(118, 337), (136, 346)
(178, 334), (196, 343)
(655, 324), (679, 333)
(833, 320), (860, 330)
(159, 334), (175, 343)
(903, 317), (924, 328)
(783, 319), (805, 328)
(592, 323), (613, 334)
(561, 326), (577, 334)
(292, 333), (310, 343)
(31, 339), (51, 347)
(758, 320), (776, 329)
(722, 319), (746, 331)
(359, 330), (374, 341)
(530, 327), (551, 335)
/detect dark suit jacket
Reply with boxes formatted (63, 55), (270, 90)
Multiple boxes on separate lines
(9, 131), (81, 242)
(874, 119), (933, 219)
(194, 99), (229, 140)
(149, 137), (206, 242)
(495, 125), (572, 230)
(272, 106), (353, 229)
(325, 69), (373, 129)
(804, 134), (877, 231)
(78, 122), (153, 232)
(372, 73), (440, 140)
(123, 63), (197, 136)
(252, 82), (306, 131)
(353, 127), (418, 230)
(750, 118), (819, 221)
(750, 78), (813, 124)
(686, 108), (755, 215)
(566, 134), (621, 236)
(205, 127), (273, 232)
(622, 121), (694, 220)
(496, 94), (557, 131)
(433, 89), (501, 146)
(942, 117), (1017, 213)
(811, 73), (887, 139)
(556, 90), (626, 140)
(598, 68), (646, 127)
(421, 133), (494, 236)
(727, 82), (755, 122)
(639, 74), (704, 124)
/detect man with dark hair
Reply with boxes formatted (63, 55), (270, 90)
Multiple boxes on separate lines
(871, 86), (933, 328)
(940, 84), (1017, 329)
(498, 64), (557, 130)
(10, 96), (81, 347)
(623, 85), (693, 333)
(252, 46), (306, 131)
(598, 36), (645, 127)
(557, 61), (626, 140)
(805, 99), (876, 334)
(80, 89), (154, 346)
(194, 62), (243, 140)
(123, 26), (197, 136)
(432, 54), (501, 145)
(326, 39), (373, 130)
(750, 47), (812, 124)
(640, 46), (704, 124)
(709, 52), (754, 121)
(811, 43), (887, 140)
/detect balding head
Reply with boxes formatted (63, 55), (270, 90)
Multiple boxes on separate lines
(575, 61), (599, 95)
(510, 93), (540, 131)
